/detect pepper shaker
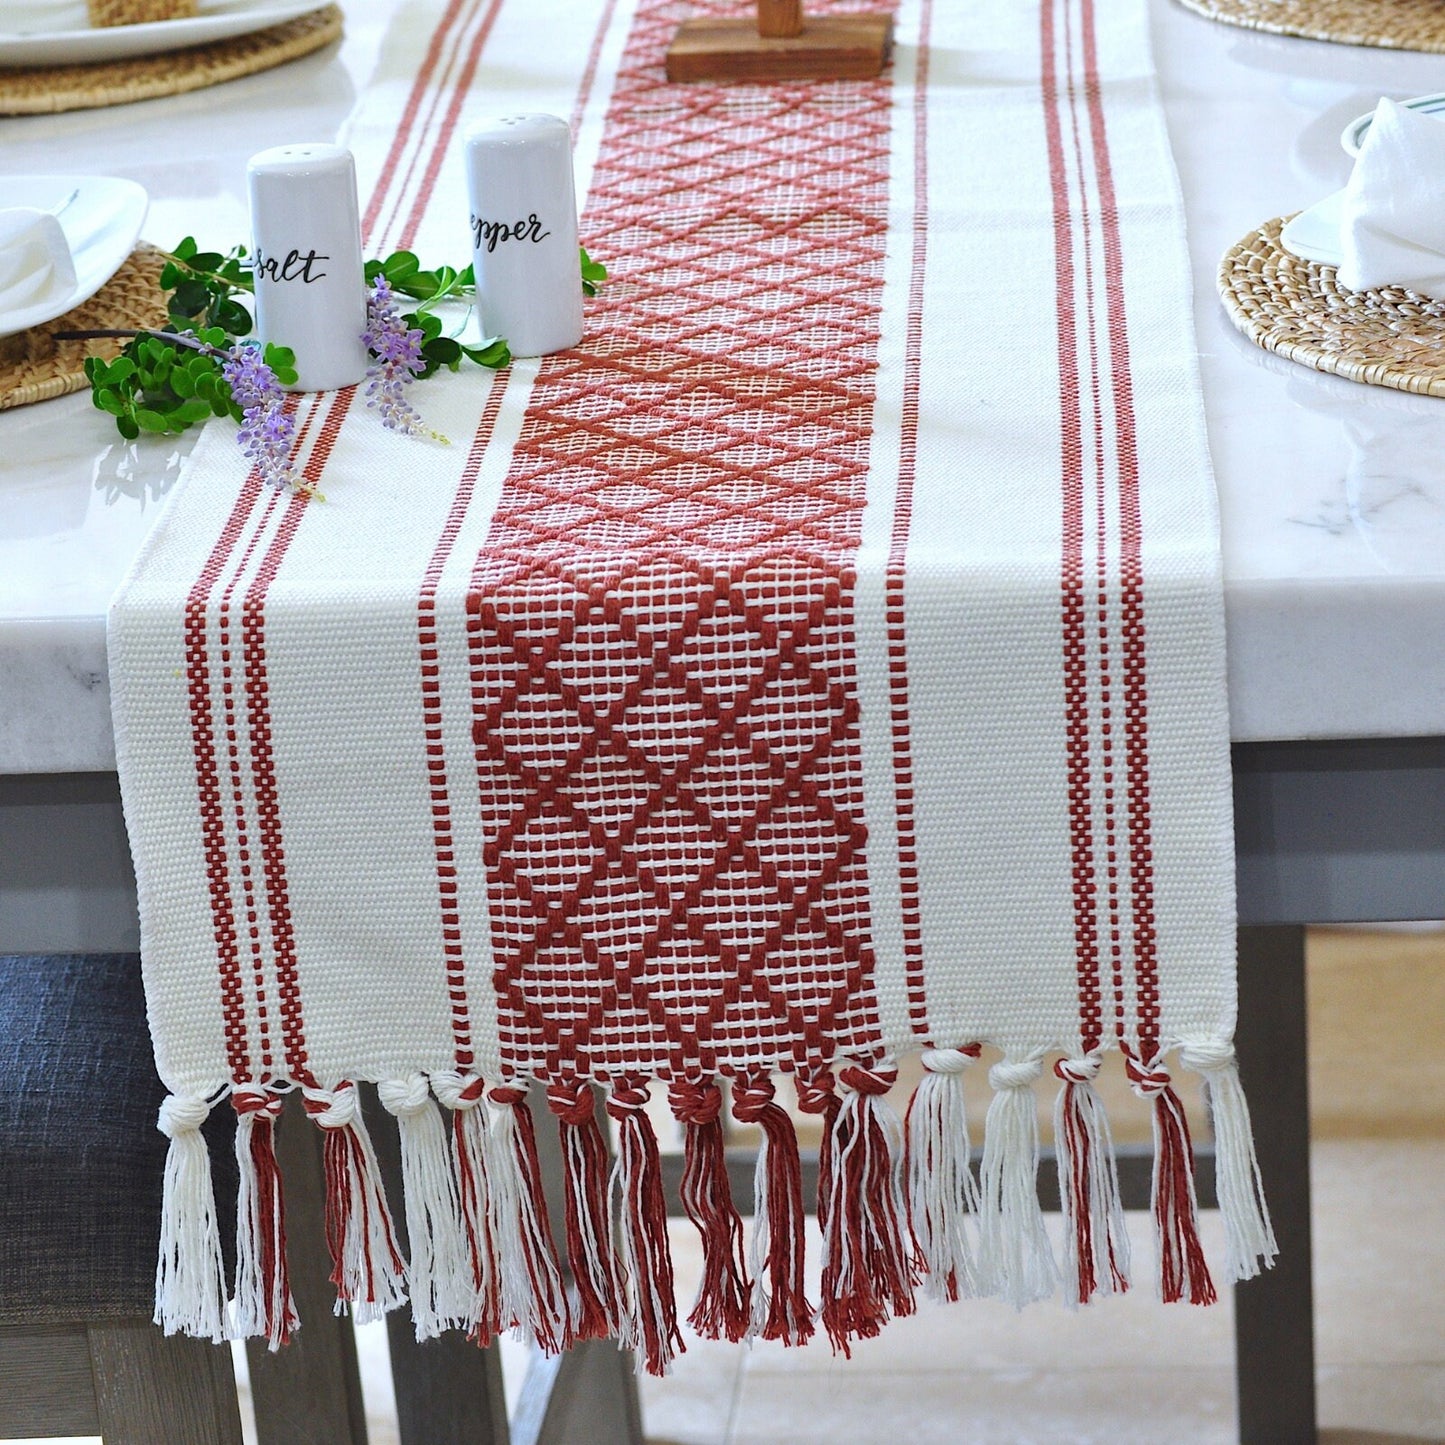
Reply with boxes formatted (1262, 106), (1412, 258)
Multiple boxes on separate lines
(465, 114), (583, 359)
(247, 143), (370, 392)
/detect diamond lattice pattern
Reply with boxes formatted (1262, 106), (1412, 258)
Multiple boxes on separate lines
(470, 0), (896, 1080)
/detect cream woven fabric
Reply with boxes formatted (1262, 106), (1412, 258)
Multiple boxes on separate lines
(110, 0), (1271, 1367)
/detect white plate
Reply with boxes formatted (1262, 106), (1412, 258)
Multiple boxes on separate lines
(0, 1), (325, 68)
(1280, 188), (1346, 268)
(0, 176), (147, 338)
(1342, 91), (1445, 157)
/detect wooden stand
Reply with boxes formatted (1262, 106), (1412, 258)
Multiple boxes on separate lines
(666, 0), (892, 84)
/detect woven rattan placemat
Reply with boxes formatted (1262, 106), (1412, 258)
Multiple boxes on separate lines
(1219, 216), (1445, 397)
(1175, 0), (1445, 52)
(0, 244), (168, 410)
(0, 5), (342, 117)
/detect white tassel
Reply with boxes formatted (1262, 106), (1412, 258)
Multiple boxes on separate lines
(154, 1094), (228, 1342)
(432, 1070), (500, 1340)
(303, 1083), (408, 1324)
(1181, 1042), (1278, 1283)
(1052, 1056), (1131, 1305)
(906, 1048), (983, 1303)
(977, 1057), (1058, 1307)
(378, 1074), (472, 1339)
(231, 1085), (297, 1349)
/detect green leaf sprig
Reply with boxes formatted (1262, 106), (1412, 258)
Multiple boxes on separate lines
(73, 239), (607, 446)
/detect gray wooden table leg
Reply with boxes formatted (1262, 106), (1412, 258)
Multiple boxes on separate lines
(247, 1093), (369, 1445)
(366, 1088), (511, 1445)
(1233, 924), (1317, 1445)
(89, 1319), (244, 1445)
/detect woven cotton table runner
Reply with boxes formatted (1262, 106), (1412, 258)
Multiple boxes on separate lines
(110, 0), (1274, 1367)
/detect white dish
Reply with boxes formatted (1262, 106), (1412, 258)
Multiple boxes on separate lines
(1341, 91), (1445, 157)
(0, 176), (147, 338)
(1280, 188), (1346, 269)
(0, 1), (325, 69)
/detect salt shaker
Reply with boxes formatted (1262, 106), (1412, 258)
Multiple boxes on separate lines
(465, 114), (583, 358)
(247, 143), (370, 392)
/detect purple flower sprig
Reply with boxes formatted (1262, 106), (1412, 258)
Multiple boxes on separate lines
(362, 275), (444, 442)
(220, 341), (312, 495)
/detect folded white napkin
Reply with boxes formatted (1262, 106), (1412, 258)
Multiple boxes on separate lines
(0, 208), (77, 321)
(1338, 97), (1445, 297)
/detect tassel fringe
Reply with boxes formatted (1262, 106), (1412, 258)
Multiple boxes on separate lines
(732, 1074), (813, 1345)
(1053, 1058), (1130, 1304)
(1181, 1043), (1278, 1283)
(377, 1074), (472, 1339)
(166, 1048), (1268, 1371)
(977, 1057), (1058, 1307)
(1127, 1055), (1216, 1305)
(154, 1094), (229, 1342)
(608, 1079), (684, 1374)
(819, 1065), (917, 1354)
(232, 1086), (298, 1349)
(670, 1079), (750, 1341)
(906, 1047), (983, 1303)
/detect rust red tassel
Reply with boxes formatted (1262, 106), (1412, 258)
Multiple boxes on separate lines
(1053, 1057), (1130, 1305)
(547, 1078), (626, 1341)
(794, 1066), (842, 1231)
(232, 1086), (297, 1350)
(819, 1065), (917, 1355)
(485, 1083), (573, 1353)
(1127, 1054), (1216, 1305)
(669, 1078), (750, 1342)
(608, 1078), (683, 1374)
(732, 1073), (813, 1345)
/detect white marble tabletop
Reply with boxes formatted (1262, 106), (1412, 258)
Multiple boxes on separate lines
(2, 0), (1445, 772)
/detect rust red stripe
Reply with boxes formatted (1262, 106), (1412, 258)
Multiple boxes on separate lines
(892, 0), (934, 1040)
(1077, 0), (1159, 1054)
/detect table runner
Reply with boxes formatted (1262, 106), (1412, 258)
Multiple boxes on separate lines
(109, 0), (1275, 1370)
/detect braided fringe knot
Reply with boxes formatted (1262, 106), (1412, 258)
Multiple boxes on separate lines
(302, 1083), (408, 1323)
(1126, 1053), (1216, 1304)
(732, 1074), (812, 1345)
(670, 1079), (750, 1342)
(1052, 1055), (1130, 1305)
(232, 1085), (298, 1349)
(820, 1063), (917, 1354)
(906, 1046), (983, 1303)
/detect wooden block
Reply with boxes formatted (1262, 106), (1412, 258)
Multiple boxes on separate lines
(666, 14), (893, 84)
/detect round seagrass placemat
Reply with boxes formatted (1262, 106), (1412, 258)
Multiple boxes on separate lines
(0, 5), (343, 117)
(1219, 216), (1445, 397)
(0, 243), (168, 410)
(1175, 0), (1445, 52)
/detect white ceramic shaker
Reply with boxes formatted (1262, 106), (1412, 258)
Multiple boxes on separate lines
(465, 114), (583, 358)
(247, 143), (370, 392)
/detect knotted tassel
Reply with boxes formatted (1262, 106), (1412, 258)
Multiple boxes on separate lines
(154, 1093), (228, 1341)
(820, 1063), (917, 1355)
(731, 1073), (813, 1345)
(302, 1082), (408, 1323)
(1180, 1041), (1277, 1284)
(546, 1078), (627, 1342)
(608, 1078), (684, 1374)
(232, 1085), (297, 1349)
(483, 1082), (571, 1353)
(1126, 1053), (1216, 1305)
(1053, 1055), (1130, 1305)
(905, 1045), (983, 1303)
(977, 1056), (1058, 1307)
(378, 1074), (472, 1339)
(794, 1066), (842, 1230)
(669, 1078), (749, 1342)
(432, 1070), (501, 1343)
